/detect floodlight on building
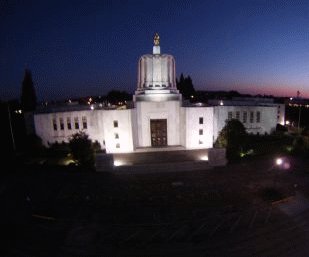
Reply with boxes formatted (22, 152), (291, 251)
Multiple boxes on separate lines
(285, 120), (290, 125)
(290, 97), (293, 100)
(200, 155), (209, 161)
(220, 101), (224, 106)
(90, 105), (94, 110)
(113, 160), (123, 166)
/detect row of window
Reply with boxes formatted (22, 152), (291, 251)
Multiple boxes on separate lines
(53, 118), (119, 131)
(52, 117), (87, 131)
(228, 111), (261, 123)
(199, 118), (204, 144)
(114, 120), (119, 148)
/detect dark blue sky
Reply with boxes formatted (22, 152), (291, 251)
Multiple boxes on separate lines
(1, 0), (309, 100)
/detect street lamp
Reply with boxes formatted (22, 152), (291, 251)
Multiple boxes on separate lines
(7, 104), (16, 152)
(272, 157), (290, 187)
(298, 105), (301, 133)
(297, 90), (301, 134)
(276, 158), (283, 166)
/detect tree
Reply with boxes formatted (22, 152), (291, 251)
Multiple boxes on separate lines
(106, 90), (131, 105)
(23, 134), (45, 156)
(215, 119), (248, 161)
(69, 131), (95, 170)
(176, 73), (195, 99)
(21, 69), (37, 112)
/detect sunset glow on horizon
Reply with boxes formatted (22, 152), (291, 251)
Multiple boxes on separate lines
(1, 1), (309, 100)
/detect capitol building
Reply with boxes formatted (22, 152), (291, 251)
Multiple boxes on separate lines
(34, 34), (284, 154)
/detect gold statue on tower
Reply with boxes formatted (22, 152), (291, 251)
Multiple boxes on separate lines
(154, 33), (160, 46)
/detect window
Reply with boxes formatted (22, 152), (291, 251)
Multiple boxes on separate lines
(52, 118), (57, 131)
(199, 140), (203, 145)
(74, 117), (79, 129)
(199, 129), (203, 135)
(115, 133), (119, 139)
(116, 143), (120, 148)
(250, 112), (254, 123)
(59, 118), (64, 130)
(256, 111), (261, 123)
(243, 112), (247, 123)
(199, 117), (203, 124)
(228, 112), (233, 120)
(113, 120), (118, 128)
(103, 140), (105, 145)
(236, 111), (240, 120)
(82, 116), (87, 129)
(67, 117), (72, 130)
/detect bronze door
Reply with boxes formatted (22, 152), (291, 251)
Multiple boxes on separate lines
(150, 119), (167, 147)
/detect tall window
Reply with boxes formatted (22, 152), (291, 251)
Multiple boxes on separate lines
(59, 118), (64, 130)
(115, 133), (119, 139)
(199, 117), (203, 124)
(116, 143), (120, 148)
(82, 116), (87, 129)
(74, 117), (79, 129)
(67, 117), (72, 130)
(52, 118), (57, 131)
(199, 129), (203, 135)
(243, 112), (247, 123)
(113, 120), (118, 128)
(228, 112), (233, 120)
(250, 112), (254, 123)
(236, 111), (240, 120)
(256, 111), (261, 123)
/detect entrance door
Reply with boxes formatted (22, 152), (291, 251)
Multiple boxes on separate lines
(150, 119), (167, 147)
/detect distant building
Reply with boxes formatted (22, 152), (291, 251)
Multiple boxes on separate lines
(33, 35), (282, 153)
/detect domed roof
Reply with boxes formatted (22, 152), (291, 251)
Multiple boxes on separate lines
(136, 34), (177, 93)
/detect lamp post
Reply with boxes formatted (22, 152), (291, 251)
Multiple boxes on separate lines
(272, 158), (283, 188)
(7, 103), (16, 152)
(298, 104), (301, 134)
(297, 90), (301, 134)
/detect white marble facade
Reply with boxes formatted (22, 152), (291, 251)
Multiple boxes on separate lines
(34, 35), (281, 153)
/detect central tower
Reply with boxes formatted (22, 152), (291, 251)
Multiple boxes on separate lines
(134, 33), (180, 101)
(133, 34), (182, 148)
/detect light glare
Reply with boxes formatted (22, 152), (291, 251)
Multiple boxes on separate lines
(114, 160), (123, 166)
(200, 155), (208, 161)
(276, 158), (283, 166)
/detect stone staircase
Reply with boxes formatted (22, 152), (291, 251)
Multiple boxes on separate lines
(95, 149), (211, 173)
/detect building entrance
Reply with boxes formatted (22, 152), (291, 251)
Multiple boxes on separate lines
(150, 119), (167, 147)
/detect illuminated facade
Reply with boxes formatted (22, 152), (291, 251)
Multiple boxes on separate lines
(34, 35), (282, 153)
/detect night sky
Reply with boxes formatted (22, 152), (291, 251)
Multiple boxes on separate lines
(1, 0), (309, 101)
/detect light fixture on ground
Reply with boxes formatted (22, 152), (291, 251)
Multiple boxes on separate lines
(200, 155), (208, 161)
(113, 160), (123, 166)
(276, 158), (283, 166)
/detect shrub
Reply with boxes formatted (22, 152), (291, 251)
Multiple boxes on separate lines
(69, 132), (95, 170)
(47, 141), (70, 158)
(215, 119), (247, 161)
